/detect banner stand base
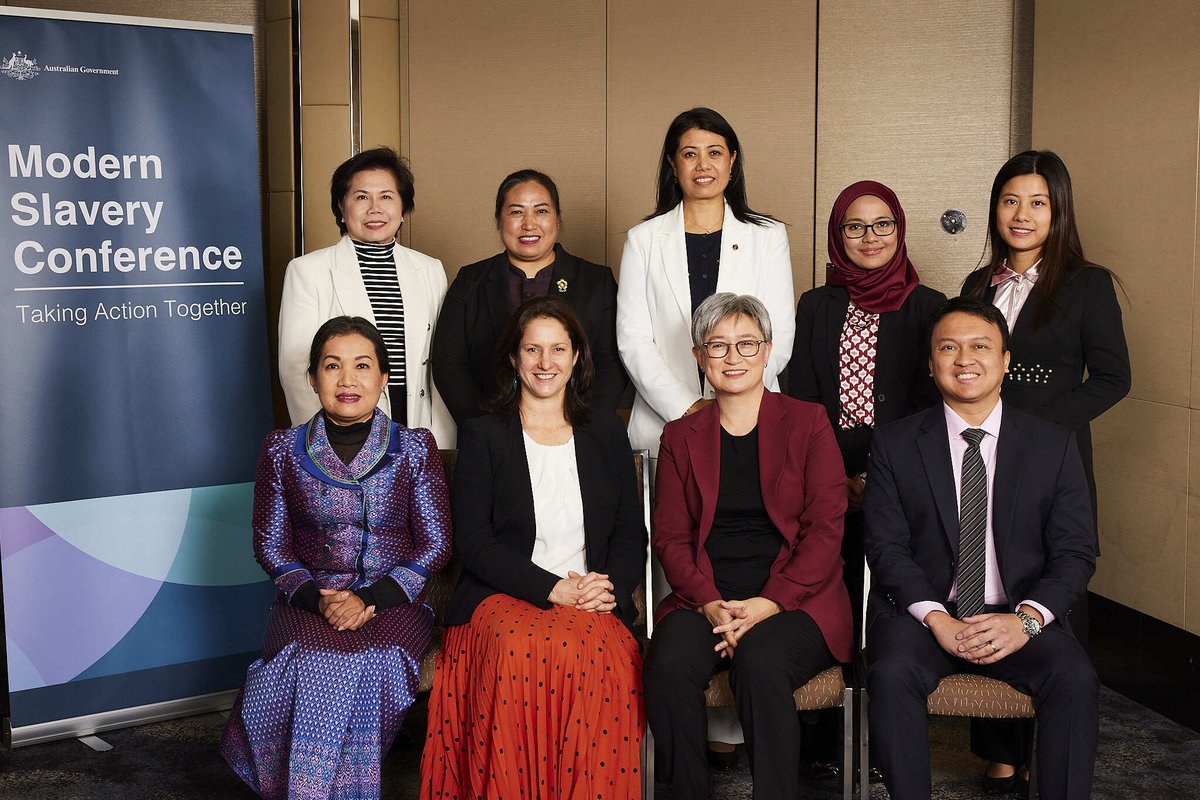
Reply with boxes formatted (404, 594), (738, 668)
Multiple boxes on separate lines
(7, 689), (237, 749)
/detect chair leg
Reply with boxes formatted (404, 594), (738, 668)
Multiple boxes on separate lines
(841, 688), (854, 800)
(858, 688), (870, 799)
(642, 725), (655, 799)
(1026, 719), (1038, 799)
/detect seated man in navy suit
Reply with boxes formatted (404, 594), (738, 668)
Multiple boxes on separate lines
(863, 296), (1098, 800)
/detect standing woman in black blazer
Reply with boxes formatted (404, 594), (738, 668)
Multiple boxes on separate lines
(789, 180), (945, 629)
(420, 296), (646, 799)
(962, 150), (1130, 793)
(432, 169), (627, 425)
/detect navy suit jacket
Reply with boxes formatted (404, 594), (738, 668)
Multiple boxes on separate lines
(863, 404), (1096, 630)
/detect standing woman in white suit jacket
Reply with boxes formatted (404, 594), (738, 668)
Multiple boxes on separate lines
(617, 106), (794, 770)
(278, 147), (454, 447)
(618, 107), (794, 459)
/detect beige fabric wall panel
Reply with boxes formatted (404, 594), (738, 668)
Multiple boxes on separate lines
(817, 0), (1016, 299)
(361, 16), (401, 153)
(1090, 400), (1189, 628)
(405, 1), (607, 276)
(362, 0), (397, 19)
(1188, 410), (1200, 634)
(299, 0), (350, 106)
(301, 106), (352, 252)
(265, 17), (294, 194)
(8, 0), (256, 24)
(266, 0), (289, 22)
(606, 0), (817, 293)
(1034, 0), (1199, 409)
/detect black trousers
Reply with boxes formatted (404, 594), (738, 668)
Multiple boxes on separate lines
(867, 609), (1098, 800)
(644, 607), (833, 800)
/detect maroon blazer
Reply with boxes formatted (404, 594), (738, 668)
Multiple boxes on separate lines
(653, 389), (854, 663)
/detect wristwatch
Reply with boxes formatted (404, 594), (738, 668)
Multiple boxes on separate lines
(1015, 609), (1042, 638)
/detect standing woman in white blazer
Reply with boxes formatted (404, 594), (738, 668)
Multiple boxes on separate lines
(618, 107), (795, 460)
(278, 147), (454, 446)
(617, 107), (795, 771)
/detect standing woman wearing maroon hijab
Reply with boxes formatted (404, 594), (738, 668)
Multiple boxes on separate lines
(789, 181), (946, 635)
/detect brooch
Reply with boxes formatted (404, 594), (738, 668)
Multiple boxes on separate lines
(556, 278), (568, 293)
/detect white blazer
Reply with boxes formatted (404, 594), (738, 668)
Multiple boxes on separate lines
(616, 202), (794, 455)
(277, 235), (455, 448)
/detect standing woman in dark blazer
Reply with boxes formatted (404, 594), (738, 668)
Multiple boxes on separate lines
(420, 296), (646, 799)
(789, 180), (945, 631)
(432, 169), (626, 425)
(962, 149), (1130, 793)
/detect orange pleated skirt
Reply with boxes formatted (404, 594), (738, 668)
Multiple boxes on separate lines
(420, 593), (645, 799)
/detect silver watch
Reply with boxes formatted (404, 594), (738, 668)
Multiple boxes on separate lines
(1016, 609), (1042, 638)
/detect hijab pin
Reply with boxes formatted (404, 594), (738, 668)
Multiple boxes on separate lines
(556, 278), (568, 293)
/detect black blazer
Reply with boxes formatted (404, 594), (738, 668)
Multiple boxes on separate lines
(444, 412), (648, 629)
(863, 404), (1096, 630)
(961, 264), (1130, 490)
(788, 283), (946, 474)
(432, 244), (628, 425)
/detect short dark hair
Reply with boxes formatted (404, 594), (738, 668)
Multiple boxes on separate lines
(307, 316), (390, 377)
(487, 296), (593, 426)
(930, 297), (1011, 353)
(494, 169), (561, 225)
(647, 107), (776, 226)
(329, 147), (415, 234)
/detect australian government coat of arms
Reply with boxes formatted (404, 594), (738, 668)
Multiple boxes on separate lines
(1, 51), (40, 80)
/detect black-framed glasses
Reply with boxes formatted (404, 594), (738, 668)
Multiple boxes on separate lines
(701, 339), (766, 358)
(840, 219), (897, 238)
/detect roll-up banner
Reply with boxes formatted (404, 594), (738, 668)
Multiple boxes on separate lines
(0, 8), (275, 746)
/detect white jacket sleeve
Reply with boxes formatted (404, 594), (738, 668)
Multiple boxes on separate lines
(277, 258), (322, 426)
(762, 223), (796, 385)
(616, 230), (698, 422)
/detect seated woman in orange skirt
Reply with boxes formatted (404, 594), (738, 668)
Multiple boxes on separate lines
(420, 295), (648, 799)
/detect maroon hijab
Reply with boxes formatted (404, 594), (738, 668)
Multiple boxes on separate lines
(826, 180), (920, 314)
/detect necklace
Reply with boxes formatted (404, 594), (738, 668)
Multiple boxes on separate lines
(684, 216), (721, 235)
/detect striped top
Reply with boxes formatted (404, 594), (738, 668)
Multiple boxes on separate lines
(352, 238), (406, 425)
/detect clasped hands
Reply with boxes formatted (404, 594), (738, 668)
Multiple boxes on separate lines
(702, 597), (782, 659)
(319, 588), (376, 631)
(549, 570), (617, 614)
(926, 608), (1040, 665)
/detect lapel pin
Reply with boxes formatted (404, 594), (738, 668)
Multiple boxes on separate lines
(556, 278), (568, 293)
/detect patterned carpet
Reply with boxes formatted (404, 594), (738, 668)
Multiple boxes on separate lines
(0, 687), (1196, 799)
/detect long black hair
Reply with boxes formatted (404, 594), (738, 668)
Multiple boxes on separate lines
(486, 296), (594, 427)
(966, 150), (1107, 328)
(646, 107), (776, 226)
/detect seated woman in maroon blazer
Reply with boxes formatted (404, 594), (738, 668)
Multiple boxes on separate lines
(643, 293), (853, 800)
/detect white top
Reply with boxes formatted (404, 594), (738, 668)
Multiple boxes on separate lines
(523, 432), (588, 578)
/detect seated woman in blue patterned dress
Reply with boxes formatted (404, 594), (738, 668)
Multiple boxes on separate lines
(221, 315), (452, 800)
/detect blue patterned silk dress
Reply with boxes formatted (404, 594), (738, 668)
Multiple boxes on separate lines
(221, 410), (451, 800)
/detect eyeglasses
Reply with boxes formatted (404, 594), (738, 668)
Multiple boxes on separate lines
(840, 219), (897, 239)
(701, 339), (766, 358)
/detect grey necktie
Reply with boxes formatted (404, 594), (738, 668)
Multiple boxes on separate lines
(956, 428), (988, 618)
